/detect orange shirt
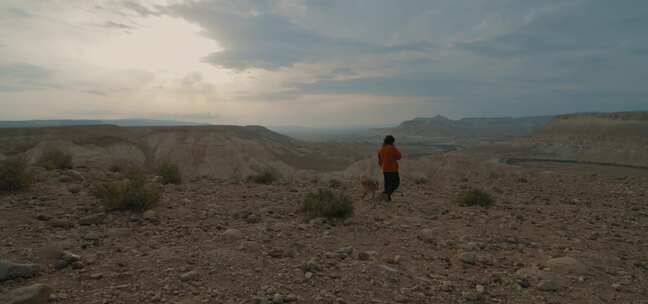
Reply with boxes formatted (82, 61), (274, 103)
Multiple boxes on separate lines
(377, 144), (402, 172)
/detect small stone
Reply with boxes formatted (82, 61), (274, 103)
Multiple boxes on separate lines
(61, 251), (81, 263)
(222, 228), (243, 241)
(180, 270), (199, 282)
(245, 213), (261, 224)
(90, 273), (104, 279)
(49, 218), (74, 229)
(272, 293), (285, 303)
(611, 283), (621, 289)
(35, 214), (52, 221)
(545, 256), (587, 274)
(304, 272), (313, 280)
(143, 210), (158, 221)
(285, 294), (298, 302)
(358, 251), (371, 261)
(79, 213), (106, 225)
(303, 258), (320, 272)
(418, 228), (436, 243)
(537, 279), (560, 292)
(475, 284), (485, 294)
(0, 260), (40, 281)
(457, 252), (477, 265)
(67, 184), (82, 194)
(2, 284), (52, 304)
(386, 255), (401, 265)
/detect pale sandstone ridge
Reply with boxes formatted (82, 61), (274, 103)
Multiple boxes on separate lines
(531, 111), (648, 166)
(0, 125), (362, 179)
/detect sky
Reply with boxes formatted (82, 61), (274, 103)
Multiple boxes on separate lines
(0, 0), (647, 127)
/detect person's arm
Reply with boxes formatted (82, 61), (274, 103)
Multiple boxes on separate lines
(377, 150), (383, 166)
(394, 147), (402, 160)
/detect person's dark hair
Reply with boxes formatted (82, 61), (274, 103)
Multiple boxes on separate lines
(383, 135), (395, 145)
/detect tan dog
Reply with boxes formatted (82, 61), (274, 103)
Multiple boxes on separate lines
(360, 176), (380, 200)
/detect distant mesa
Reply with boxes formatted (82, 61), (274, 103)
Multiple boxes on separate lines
(0, 119), (207, 128)
(381, 115), (554, 139)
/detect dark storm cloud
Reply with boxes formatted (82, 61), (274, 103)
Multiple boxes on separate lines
(163, 0), (648, 116)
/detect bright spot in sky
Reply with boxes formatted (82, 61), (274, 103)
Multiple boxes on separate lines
(83, 16), (222, 76)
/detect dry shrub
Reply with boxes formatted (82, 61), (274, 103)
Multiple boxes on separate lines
(158, 162), (182, 185)
(38, 149), (72, 170)
(93, 168), (160, 211)
(0, 156), (33, 192)
(302, 189), (354, 219)
(457, 189), (494, 208)
(247, 168), (280, 185)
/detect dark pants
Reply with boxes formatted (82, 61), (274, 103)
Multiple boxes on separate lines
(383, 172), (400, 200)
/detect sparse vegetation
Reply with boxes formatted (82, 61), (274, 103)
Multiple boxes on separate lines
(158, 161), (182, 185)
(247, 168), (280, 185)
(414, 176), (429, 184)
(302, 188), (354, 219)
(93, 168), (160, 211)
(457, 189), (494, 208)
(0, 157), (33, 192)
(328, 178), (343, 189)
(38, 148), (73, 170)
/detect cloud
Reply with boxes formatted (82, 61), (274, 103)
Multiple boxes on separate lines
(170, 1), (436, 70)
(0, 63), (54, 91)
(100, 21), (136, 30)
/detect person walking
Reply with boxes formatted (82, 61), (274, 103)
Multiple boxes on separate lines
(377, 135), (401, 202)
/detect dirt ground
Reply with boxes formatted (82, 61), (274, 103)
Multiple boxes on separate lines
(1, 159), (648, 304)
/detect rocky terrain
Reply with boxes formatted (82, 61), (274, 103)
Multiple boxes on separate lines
(2, 154), (648, 303)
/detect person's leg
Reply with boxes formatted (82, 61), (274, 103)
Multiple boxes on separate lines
(384, 172), (397, 201)
(382, 172), (389, 194)
(393, 172), (400, 193)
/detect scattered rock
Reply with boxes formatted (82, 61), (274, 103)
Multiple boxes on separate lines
(457, 252), (477, 265)
(537, 279), (561, 292)
(67, 184), (82, 194)
(78, 213), (105, 225)
(0, 260), (40, 281)
(545, 256), (588, 274)
(49, 218), (73, 229)
(180, 270), (199, 282)
(35, 214), (52, 221)
(418, 228), (436, 243)
(1, 283), (52, 304)
(143, 210), (158, 221)
(303, 258), (321, 272)
(335, 246), (353, 259)
(386, 255), (401, 265)
(357, 251), (372, 261)
(55, 251), (81, 270)
(222, 228), (243, 241)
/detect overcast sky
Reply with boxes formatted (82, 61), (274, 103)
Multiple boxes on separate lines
(1, 0), (647, 127)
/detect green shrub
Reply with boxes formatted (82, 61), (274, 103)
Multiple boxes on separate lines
(38, 149), (72, 170)
(158, 162), (182, 185)
(302, 189), (354, 219)
(457, 189), (494, 208)
(0, 157), (33, 192)
(93, 168), (160, 211)
(247, 168), (279, 185)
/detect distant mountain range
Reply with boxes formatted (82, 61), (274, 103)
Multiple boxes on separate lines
(0, 119), (207, 128)
(381, 115), (554, 139)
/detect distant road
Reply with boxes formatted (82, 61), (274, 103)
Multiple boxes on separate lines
(501, 158), (648, 170)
